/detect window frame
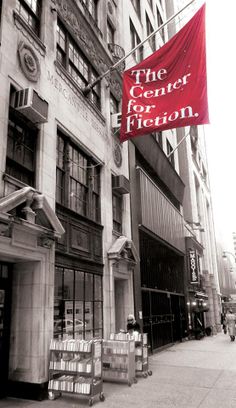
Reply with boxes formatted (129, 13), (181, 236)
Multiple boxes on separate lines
(16, 0), (41, 37)
(130, 19), (143, 63)
(56, 132), (101, 224)
(156, 5), (164, 42)
(112, 175), (123, 234)
(6, 108), (37, 187)
(56, 19), (101, 110)
(146, 12), (155, 51)
(54, 267), (103, 340)
(166, 139), (175, 168)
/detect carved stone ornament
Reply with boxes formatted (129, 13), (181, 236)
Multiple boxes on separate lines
(107, 1), (113, 14)
(113, 142), (122, 167)
(18, 41), (40, 82)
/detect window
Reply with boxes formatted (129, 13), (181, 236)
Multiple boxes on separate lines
(81, 0), (98, 21)
(146, 13), (155, 51)
(16, 0), (41, 36)
(6, 109), (37, 187)
(131, 0), (141, 18)
(110, 94), (119, 115)
(56, 20), (101, 110)
(166, 140), (175, 167)
(156, 6), (164, 41)
(152, 131), (163, 149)
(54, 267), (103, 340)
(56, 132), (101, 223)
(112, 175), (122, 234)
(130, 19), (143, 63)
(107, 20), (115, 44)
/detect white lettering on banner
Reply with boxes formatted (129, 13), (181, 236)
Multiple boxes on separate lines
(125, 68), (197, 134)
(126, 106), (197, 134)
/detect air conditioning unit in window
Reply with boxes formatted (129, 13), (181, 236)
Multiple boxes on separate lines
(11, 88), (48, 124)
(112, 175), (130, 195)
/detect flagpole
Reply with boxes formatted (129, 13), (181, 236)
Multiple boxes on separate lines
(83, 0), (197, 95)
(167, 131), (190, 159)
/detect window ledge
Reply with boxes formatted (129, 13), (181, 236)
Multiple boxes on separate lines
(13, 10), (46, 57)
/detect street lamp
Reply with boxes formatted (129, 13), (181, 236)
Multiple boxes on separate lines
(222, 251), (236, 264)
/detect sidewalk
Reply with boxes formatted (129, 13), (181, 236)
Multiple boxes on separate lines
(1, 332), (236, 408)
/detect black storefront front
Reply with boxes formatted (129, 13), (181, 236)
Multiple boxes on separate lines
(140, 231), (187, 351)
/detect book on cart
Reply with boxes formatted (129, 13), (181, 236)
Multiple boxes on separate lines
(102, 334), (136, 386)
(48, 338), (105, 406)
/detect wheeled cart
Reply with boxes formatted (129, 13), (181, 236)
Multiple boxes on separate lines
(102, 338), (136, 386)
(48, 338), (105, 406)
(135, 333), (152, 378)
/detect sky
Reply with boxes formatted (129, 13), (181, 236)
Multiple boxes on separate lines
(204, 0), (236, 250)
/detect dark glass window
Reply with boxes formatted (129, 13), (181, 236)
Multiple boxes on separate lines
(56, 132), (101, 223)
(130, 19), (143, 63)
(131, 0), (141, 18)
(54, 267), (103, 340)
(166, 139), (175, 167)
(6, 110), (37, 186)
(110, 94), (119, 115)
(56, 20), (101, 110)
(156, 6), (164, 41)
(152, 131), (163, 149)
(146, 13), (155, 51)
(112, 194), (122, 233)
(112, 175), (122, 234)
(16, 0), (41, 36)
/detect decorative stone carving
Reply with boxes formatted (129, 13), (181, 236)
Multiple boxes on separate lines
(107, 1), (113, 14)
(18, 41), (40, 82)
(113, 142), (122, 167)
(39, 235), (55, 248)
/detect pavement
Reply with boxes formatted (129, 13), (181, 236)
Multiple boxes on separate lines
(1, 332), (236, 408)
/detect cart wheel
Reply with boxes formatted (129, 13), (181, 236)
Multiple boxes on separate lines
(89, 398), (93, 406)
(48, 391), (55, 401)
(148, 370), (152, 376)
(133, 377), (138, 384)
(99, 392), (105, 402)
(143, 372), (148, 378)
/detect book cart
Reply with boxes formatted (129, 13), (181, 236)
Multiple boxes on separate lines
(134, 333), (152, 378)
(48, 338), (105, 406)
(102, 333), (136, 386)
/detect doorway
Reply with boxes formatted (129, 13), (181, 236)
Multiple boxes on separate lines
(0, 263), (12, 398)
(114, 279), (126, 332)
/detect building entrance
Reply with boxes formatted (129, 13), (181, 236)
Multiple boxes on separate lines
(0, 263), (12, 398)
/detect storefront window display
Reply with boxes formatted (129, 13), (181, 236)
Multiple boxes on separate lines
(54, 267), (103, 340)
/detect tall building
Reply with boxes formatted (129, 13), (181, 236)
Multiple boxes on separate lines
(0, 0), (137, 399)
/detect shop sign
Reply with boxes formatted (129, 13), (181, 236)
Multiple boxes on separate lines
(188, 249), (199, 284)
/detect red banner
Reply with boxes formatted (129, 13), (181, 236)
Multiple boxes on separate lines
(120, 4), (209, 142)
